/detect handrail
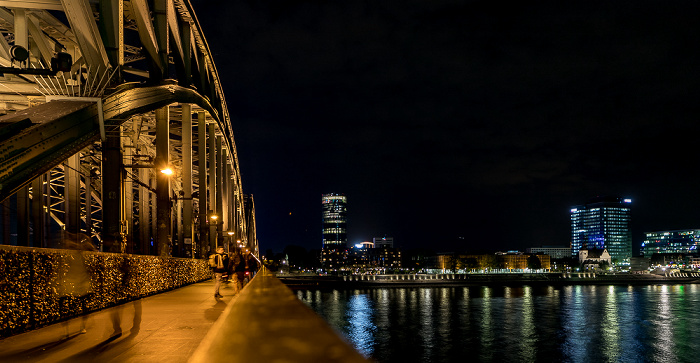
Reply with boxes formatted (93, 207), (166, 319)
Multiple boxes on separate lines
(189, 267), (368, 363)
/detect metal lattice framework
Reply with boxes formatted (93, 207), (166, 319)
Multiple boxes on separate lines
(0, 0), (256, 257)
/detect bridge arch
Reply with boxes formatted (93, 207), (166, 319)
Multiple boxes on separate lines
(0, 1), (256, 258)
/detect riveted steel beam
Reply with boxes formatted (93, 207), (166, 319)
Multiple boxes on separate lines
(0, 0), (63, 11)
(128, 0), (160, 72)
(60, 0), (111, 75)
(0, 84), (218, 202)
(98, 0), (124, 71)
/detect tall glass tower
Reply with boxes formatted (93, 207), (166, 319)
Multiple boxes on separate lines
(322, 193), (347, 250)
(570, 196), (632, 265)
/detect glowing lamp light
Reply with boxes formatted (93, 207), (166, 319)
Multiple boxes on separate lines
(227, 231), (235, 236)
(355, 244), (363, 249)
(210, 215), (218, 220)
(160, 167), (174, 175)
(624, 199), (632, 203)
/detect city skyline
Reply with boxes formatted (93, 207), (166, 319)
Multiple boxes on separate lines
(192, 0), (700, 254)
(571, 196), (632, 264)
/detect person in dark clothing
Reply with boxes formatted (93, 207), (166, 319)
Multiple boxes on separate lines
(246, 252), (259, 279)
(234, 250), (248, 287)
(210, 247), (229, 298)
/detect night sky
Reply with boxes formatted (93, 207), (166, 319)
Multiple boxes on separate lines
(190, 0), (700, 255)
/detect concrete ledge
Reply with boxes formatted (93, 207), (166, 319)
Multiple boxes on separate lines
(190, 268), (368, 363)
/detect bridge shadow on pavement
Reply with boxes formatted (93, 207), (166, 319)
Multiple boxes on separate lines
(0, 279), (237, 363)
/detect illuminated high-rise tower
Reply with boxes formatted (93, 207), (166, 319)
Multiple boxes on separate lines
(570, 196), (632, 265)
(322, 193), (347, 250)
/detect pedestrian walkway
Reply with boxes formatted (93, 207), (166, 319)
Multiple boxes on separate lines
(0, 279), (239, 363)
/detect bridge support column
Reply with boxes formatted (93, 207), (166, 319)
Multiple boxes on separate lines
(208, 123), (217, 250)
(124, 127), (134, 254)
(197, 112), (208, 258)
(156, 106), (171, 257)
(175, 198), (182, 256)
(182, 104), (193, 257)
(221, 148), (228, 234)
(86, 172), (93, 242)
(17, 186), (29, 246)
(103, 128), (123, 252)
(66, 154), (80, 237)
(1, 198), (9, 244)
(215, 135), (223, 248)
(139, 167), (150, 254)
(226, 161), (233, 237)
(31, 175), (45, 248)
(150, 172), (157, 252)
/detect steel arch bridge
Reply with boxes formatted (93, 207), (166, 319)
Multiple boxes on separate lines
(0, 0), (257, 258)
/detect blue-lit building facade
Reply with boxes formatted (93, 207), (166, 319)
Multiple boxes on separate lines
(570, 196), (632, 265)
(322, 193), (347, 250)
(641, 229), (700, 256)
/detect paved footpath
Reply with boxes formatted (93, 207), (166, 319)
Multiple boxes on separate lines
(0, 279), (239, 363)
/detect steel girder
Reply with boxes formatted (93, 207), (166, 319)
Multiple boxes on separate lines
(0, 84), (217, 202)
(0, 1), (241, 183)
(0, 1), (251, 253)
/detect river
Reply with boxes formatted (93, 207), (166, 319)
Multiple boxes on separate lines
(297, 284), (700, 362)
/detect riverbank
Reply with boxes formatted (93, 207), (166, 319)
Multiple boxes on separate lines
(278, 273), (700, 290)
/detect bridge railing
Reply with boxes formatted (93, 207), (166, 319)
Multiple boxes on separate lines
(189, 267), (368, 363)
(0, 245), (210, 338)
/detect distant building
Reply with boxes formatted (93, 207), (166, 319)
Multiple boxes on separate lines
(641, 229), (700, 256)
(649, 253), (685, 267)
(373, 237), (394, 248)
(320, 248), (349, 270)
(348, 242), (402, 269)
(436, 253), (550, 271)
(578, 248), (612, 270)
(374, 248), (402, 269)
(630, 257), (651, 273)
(321, 193), (347, 250)
(571, 196), (632, 265)
(526, 246), (571, 259)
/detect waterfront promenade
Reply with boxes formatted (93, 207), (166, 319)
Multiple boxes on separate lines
(279, 272), (700, 289)
(0, 279), (237, 363)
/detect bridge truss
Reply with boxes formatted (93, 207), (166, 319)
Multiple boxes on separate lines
(0, 0), (257, 258)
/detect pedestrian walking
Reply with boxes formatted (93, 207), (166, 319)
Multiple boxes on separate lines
(246, 251), (259, 279)
(209, 246), (229, 298)
(57, 234), (95, 337)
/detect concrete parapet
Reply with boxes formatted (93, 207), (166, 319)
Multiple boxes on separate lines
(190, 269), (368, 363)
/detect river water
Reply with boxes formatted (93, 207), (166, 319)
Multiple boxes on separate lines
(296, 284), (700, 363)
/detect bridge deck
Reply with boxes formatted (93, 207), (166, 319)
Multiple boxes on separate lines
(0, 279), (235, 363)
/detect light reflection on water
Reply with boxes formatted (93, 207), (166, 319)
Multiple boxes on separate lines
(297, 285), (700, 363)
(346, 293), (376, 357)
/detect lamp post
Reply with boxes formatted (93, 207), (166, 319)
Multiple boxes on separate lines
(227, 231), (234, 253)
(210, 213), (218, 250)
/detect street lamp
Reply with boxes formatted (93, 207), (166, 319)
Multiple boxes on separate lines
(227, 231), (234, 253)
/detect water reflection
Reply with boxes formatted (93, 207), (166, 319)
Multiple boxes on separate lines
(653, 285), (674, 361)
(420, 288), (434, 361)
(346, 293), (376, 357)
(519, 286), (535, 362)
(602, 286), (621, 361)
(298, 284), (700, 363)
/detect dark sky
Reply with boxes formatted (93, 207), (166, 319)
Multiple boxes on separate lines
(191, 0), (700, 255)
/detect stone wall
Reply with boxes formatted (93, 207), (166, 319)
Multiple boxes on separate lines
(0, 245), (211, 338)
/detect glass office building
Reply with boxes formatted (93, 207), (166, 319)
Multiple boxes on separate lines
(570, 196), (632, 265)
(322, 193), (347, 250)
(641, 229), (700, 256)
